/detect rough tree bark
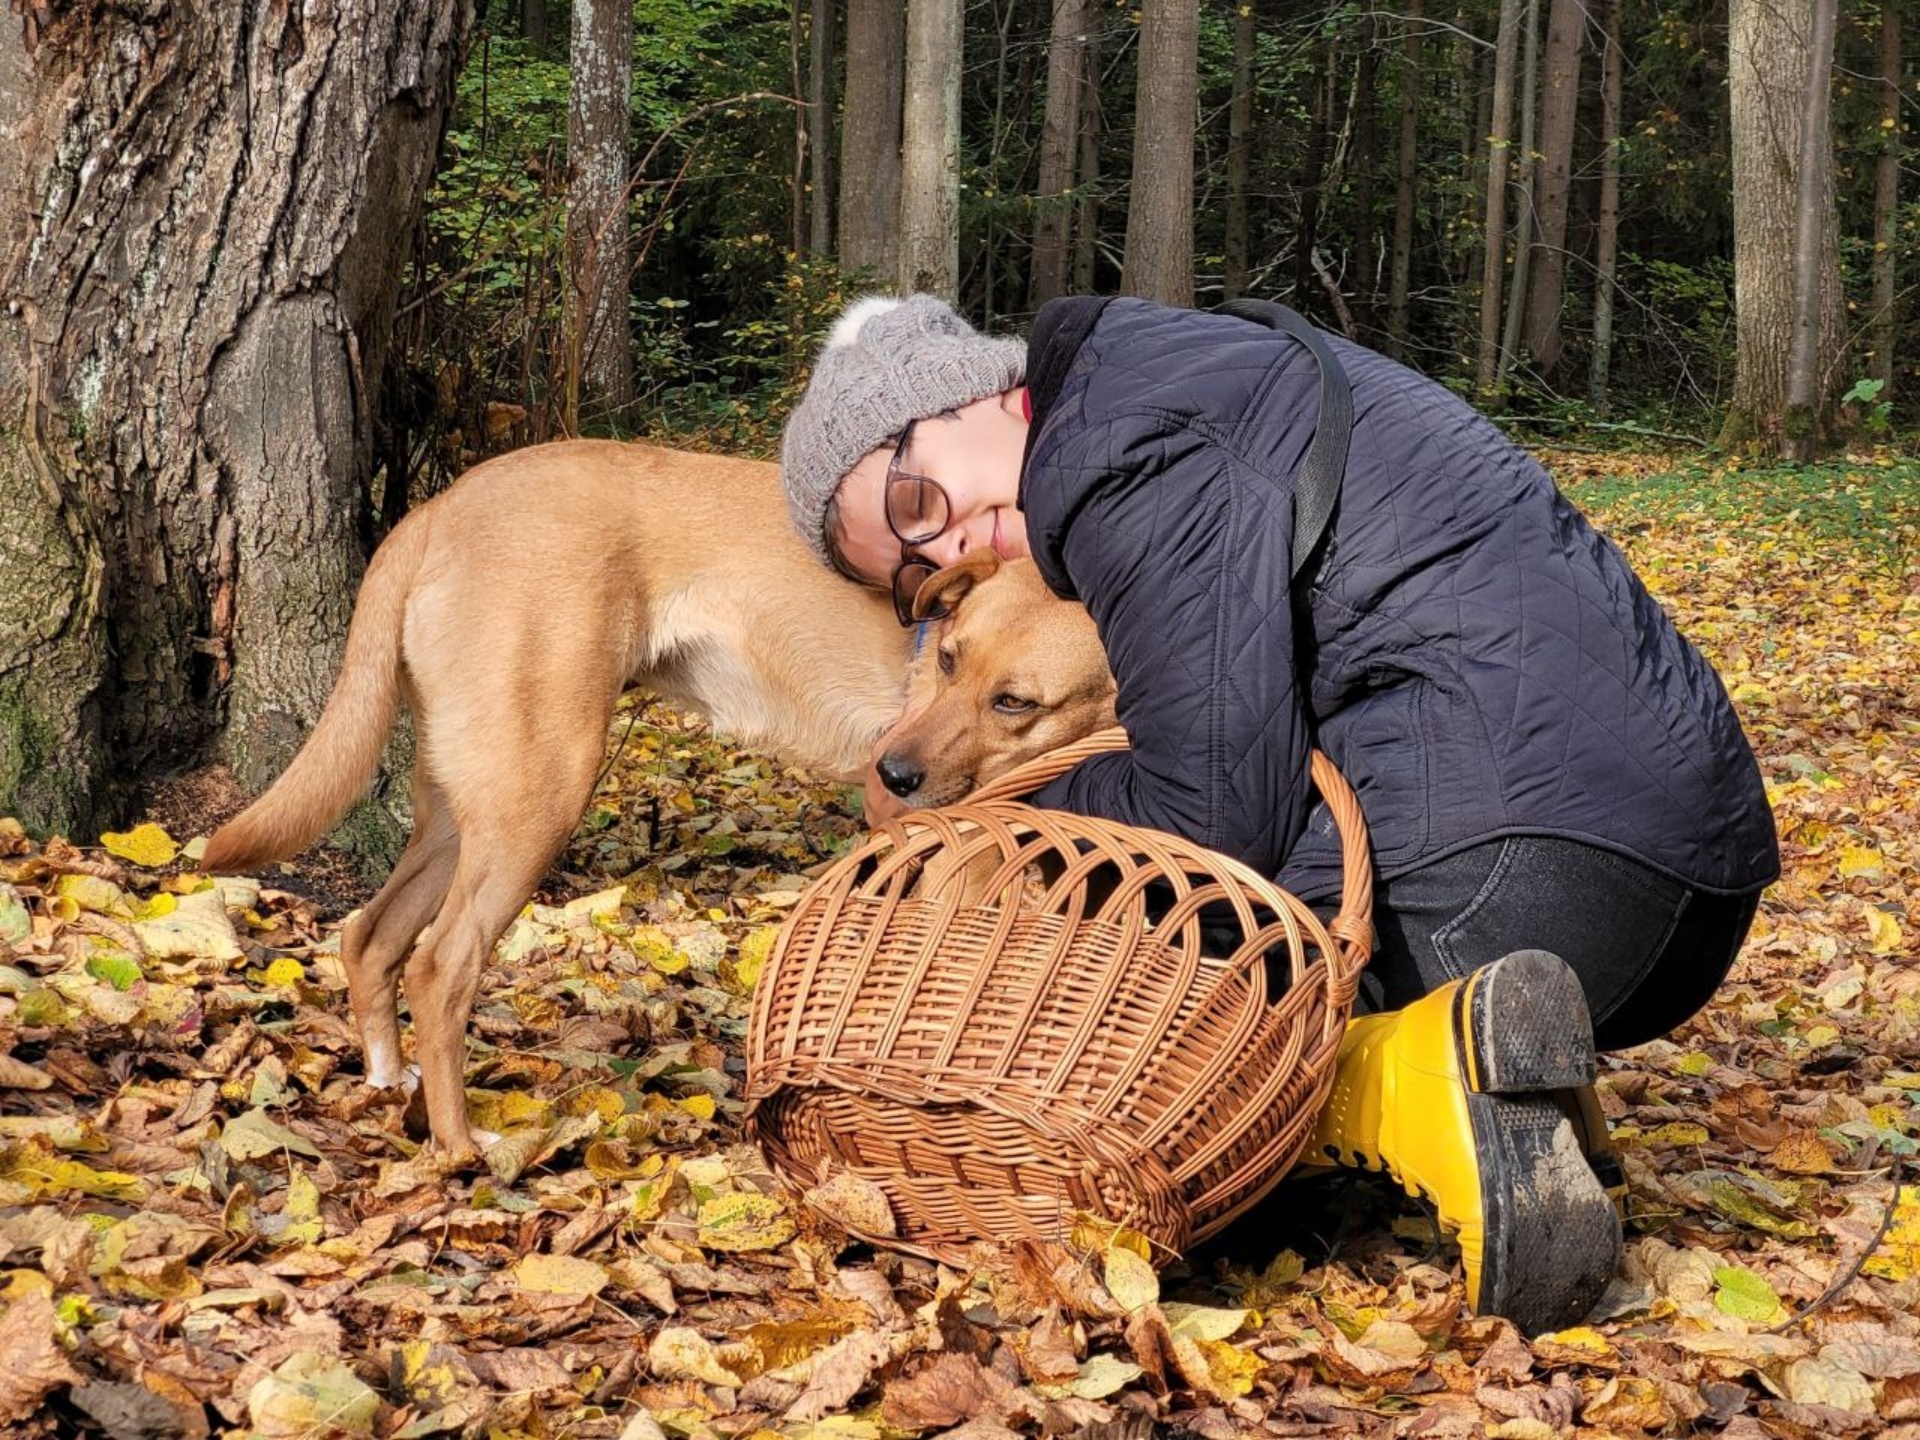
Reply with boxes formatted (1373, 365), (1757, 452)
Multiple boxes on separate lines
(0, 4), (469, 841)
(1122, 0), (1197, 306)
(1386, 0), (1424, 357)
(1871, 1), (1902, 395)
(840, 0), (905, 280)
(1523, 0), (1585, 379)
(1783, 0), (1839, 459)
(1073, 49), (1104, 293)
(1589, 0), (1624, 411)
(1223, 0), (1260, 301)
(809, 0), (836, 256)
(1475, 0), (1523, 394)
(1031, 0), (1093, 309)
(900, 0), (962, 296)
(568, 0), (634, 423)
(1723, 0), (1843, 451)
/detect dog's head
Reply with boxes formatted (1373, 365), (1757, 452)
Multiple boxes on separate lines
(867, 551), (1117, 817)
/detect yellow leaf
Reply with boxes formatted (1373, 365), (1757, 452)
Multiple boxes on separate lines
(1838, 843), (1886, 879)
(282, 1168), (323, 1246)
(1768, 1130), (1836, 1175)
(1162, 1303), (1252, 1342)
(1635, 1121), (1710, 1147)
(696, 1193), (794, 1253)
(1866, 906), (1904, 956)
(1863, 1185), (1920, 1282)
(1102, 1243), (1159, 1312)
(675, 1093), (716, 1121)
(648, 1326), (744, 1386)
(54, 873), (134, 918)
(1062, 1352), (1143, 1400)
(513, 1253), (611, 1296)
(262, 958), (306, 988)
(100, 822), (180, 868)
(1171, 1333), (1261, 1399)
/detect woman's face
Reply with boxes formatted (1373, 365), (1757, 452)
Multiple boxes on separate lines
(829, 389), (1032, 590)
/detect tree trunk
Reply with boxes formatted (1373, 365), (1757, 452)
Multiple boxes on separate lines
(1783, 0), (1839, 459)
(1722, 0), (1844, 451)
(900, 0), (962, 296)
(567, 0), (634, 424)
(1522, 0), (1585, 379)
(1292, 40), (1333, 308)
(1352, 28), (1379, 337)
(1122, 0), (1197, 305)
(1386, 0), (1423, 358)
(1222, 0), (1260, 301)
(1871, 2), (1902, 395)
(1073, 49), (1104, 293)
(840, 0), (905, 279)
(522, 0), (550, 52)
(1497, 0), (1539, 390)
(1030, 0), (1092, 308)
(1475, 0), (1523, 394)
(0, 3), (468, 841)
(809, 0), (836, 256)
(1588, 0), (1623, 411)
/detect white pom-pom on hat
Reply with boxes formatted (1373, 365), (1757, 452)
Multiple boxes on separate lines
(827, 295), (902, 348)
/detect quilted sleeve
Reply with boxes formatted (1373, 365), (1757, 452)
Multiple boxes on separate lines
(1022, 417), (1311, 875)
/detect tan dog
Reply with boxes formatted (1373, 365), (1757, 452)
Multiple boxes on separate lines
(868, 550), (1117, 817)
(204, 441), (922, 1162)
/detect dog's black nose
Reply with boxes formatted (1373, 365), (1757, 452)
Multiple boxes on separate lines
(877, 754), (925, 798)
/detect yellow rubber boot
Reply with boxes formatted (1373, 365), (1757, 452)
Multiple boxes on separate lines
(1308, 949), (1622, 1333)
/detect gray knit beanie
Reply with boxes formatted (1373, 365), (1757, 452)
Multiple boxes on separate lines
(782, 294), (1027, 566)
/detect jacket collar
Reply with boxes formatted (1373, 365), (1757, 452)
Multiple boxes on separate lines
(1020, 296), (1112, 478)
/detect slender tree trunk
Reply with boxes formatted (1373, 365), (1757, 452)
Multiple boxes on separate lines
(1353, 24), (1380, 337)
(1589, 0), (1624, 411)
(1784, 0), (1840, 459)
(0, 4), (468, 840)
(1497, 0), (1539, 390)
(1872, 2), (1902, 395)
(1223, 0), (1260, 300)
(1122, 0), (1198, 305)
(1030, 0), (1093, 308)
(1074, 52), (1104, 292)
(1387, 0), (1423, 357)
(1523, 0), (1585, 378)
(840, 0), (904, 279)
(790, 0), (808, 257)
(1292, 40), (1333, 307)
(568, 0), (634, 424)
(809, 0), (836, 256)
(1476, 0), (1523, 393)
(1723, 0), (1843, 451)
(900, 0), (962, 296)
(522, 0), (550, 51)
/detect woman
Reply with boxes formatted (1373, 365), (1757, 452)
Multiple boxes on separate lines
(780, 293), (1778, 1333)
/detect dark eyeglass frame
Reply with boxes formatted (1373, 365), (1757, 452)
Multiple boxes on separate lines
(884, 420), (954, 626)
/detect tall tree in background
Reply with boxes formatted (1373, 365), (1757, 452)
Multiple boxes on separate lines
(1723, 0), (1843, 451)
(567, 0), (634, 423)
(1353, 24), (1381, 336)
(1074, 53), (1105, 293)
(1030, 0), (1094, 308)
(1122, 0), (1197, 305)
(522, 0), (550, 52)
(1871, 1), (1903, 396)
(1292, 42), (1334, 309)
(808, 0), (835, 256)
(1223, 0), (1261, 302)
(840, 0), (904, 280)
(1783, 0), (1840, 459)
(1386, 0), (1424, 357)
(0, 3), (468, 839)
(900, 0), (962, 296)
(1589, 0), (1624, 410)
(1496, 0), (1539, 390)
(1523, 0), (1586, 380)
(1476, 0), (1523, 393)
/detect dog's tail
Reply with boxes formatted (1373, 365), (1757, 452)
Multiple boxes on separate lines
(201, 514), (430, 874)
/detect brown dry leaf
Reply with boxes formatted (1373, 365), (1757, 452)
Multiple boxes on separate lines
(1779, 1356), (1878, 1415)
(1582, 1374), (1675, 1431)
(881, 1352), (1020, 1430)
(648, 1327), (743, 1387)
(803, 1170), (899, 1238)
(0, 1292), (82, 1425)
(0, 1053), (52, 1090)
(782, 1329), (895, 1422)
(245, 1352), (379, 1437)
(1767, 1129), (1838, 1175)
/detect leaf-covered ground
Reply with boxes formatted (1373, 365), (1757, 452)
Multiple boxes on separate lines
(1, 451), (1917, 1440)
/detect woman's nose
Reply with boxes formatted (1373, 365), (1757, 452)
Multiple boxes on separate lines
(925, 526), (968, 566)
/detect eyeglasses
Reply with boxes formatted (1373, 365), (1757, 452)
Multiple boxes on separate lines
(884, 421), (954, 626)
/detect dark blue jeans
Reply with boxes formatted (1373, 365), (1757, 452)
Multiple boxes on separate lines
(1360, 835), (1761, 1051)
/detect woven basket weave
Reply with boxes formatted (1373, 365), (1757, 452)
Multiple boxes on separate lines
(744, 729), (1372, 1260)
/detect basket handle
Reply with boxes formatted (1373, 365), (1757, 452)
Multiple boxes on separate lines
(961, 730), (1373, 982)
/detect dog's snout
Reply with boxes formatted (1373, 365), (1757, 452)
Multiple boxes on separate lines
(877, 754), (925, 798)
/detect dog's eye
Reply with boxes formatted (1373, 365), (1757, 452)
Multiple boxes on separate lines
(938, 647), (957, 677)
(992, 693), (1036, 715)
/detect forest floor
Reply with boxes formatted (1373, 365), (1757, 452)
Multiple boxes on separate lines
(1, 448), (1917, 1440)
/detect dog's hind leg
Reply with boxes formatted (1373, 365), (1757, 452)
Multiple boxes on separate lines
(344, 778), (459, 1090)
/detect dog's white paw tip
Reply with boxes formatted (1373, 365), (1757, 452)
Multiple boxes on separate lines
(473, 1128), (504, 1149)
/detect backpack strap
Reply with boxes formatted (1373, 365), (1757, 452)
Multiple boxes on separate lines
(1213, 299), (1354, 581)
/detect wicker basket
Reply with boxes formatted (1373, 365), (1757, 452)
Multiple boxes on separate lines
(744, 729), (1372, 1260)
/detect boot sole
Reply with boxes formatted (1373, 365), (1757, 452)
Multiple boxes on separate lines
(1452, 950), (1622, 1334)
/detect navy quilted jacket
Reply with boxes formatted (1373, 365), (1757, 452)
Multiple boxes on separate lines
(1018, 297), (1779, 904)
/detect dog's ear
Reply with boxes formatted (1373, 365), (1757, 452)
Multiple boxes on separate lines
(911, 549), (1002, 620)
